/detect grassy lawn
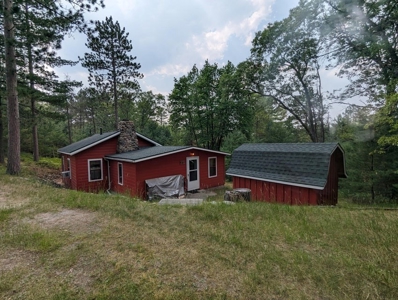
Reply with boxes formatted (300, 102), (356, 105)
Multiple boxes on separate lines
(0, 162), (397, 299)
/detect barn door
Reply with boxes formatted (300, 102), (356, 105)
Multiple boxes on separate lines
(187, 157), (200, 191)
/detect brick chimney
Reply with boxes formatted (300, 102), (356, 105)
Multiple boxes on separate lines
(117, 120), (139, 153)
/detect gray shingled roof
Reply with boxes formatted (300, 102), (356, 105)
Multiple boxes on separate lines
(105, 146), (190, 162)
(58, 131), (119, 155)
(226, 143), (346, 189)
(57, 131), (162, 155)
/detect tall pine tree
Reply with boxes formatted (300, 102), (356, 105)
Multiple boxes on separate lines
(2, 0), (104, 174)
(17, 0), (83, 161)
(81, 16), (143, 129)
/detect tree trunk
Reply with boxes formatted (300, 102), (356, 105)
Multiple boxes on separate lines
(4, 0), (21, 175)
(0, 95), (4, 164)
(111, 46), (118, 129)
(25, 4), (39, 161)
(67, 104), (72, 144)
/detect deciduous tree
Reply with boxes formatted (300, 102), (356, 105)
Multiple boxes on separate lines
(247, 3), (328, 142)
(169, 60), (255, 151)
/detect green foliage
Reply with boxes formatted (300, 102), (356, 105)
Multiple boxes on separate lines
(333, 106), (398, 203)
(322, 0), (398, 98)
(137, 120), (172, 146)
(169, 61), (256, 151)
(36, 157), (61, 169)
(375, 93), (398, 148)
(81, 16), (142, 129)
(247, 2), (328, 142)
(252, 96), (306, 143)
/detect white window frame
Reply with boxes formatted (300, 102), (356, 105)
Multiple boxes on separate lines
(67, 158), (71, 179)
(208, 157), (217, 178)
(88, 159), (103, 182)
(118, 162), (123, 185)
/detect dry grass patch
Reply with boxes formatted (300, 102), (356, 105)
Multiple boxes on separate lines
(0, 182), (33, 209)
(26, 209), (100, 234)
(1, 165), (398, 299)
(0, 249), (38, 272)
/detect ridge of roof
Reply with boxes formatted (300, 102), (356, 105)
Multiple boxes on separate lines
(57, 130), (162, 155)
(58, 131), (119, 155)
(234, 142), (341, 154)
(105, 146), (229, 163)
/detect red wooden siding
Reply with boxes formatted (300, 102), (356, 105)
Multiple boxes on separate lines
(137, 137), (155, 147)
(60, 131), (226, 197)
(319, 150), (339, 205)
(133, 149), (225, 199)
(231, 148), (344, 205)
(62, 136), (118, 192)
(108, 160), (137, 197)
(233, 176), (320, 205)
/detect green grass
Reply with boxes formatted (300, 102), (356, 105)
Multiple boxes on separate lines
(0, 163), (397, 299)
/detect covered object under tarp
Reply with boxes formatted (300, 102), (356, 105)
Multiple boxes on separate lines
(146, 175), (185, 200)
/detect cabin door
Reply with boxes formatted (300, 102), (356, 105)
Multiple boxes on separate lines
(187, 157), (200, 191)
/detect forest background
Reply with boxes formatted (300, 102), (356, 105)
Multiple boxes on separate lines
(1, 0), (398, 204)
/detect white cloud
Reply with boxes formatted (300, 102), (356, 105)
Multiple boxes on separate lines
(147, 64), (192, 77)
(114, 0), (136, 17)
(185, 0), (274, 61)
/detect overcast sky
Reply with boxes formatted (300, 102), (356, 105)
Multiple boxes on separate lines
(56, 0), (351, 117)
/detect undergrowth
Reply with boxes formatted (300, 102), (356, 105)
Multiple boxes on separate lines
(0, 161), (397, 299)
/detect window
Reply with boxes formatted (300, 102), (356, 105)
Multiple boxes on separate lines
(208, 157), (217, 177)
(118, 163), (123, 185)
(88, 159), (103, 181)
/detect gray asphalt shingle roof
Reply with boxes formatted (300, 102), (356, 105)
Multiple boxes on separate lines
(226, 143), (345, 189)
(58, 131), (119, 155)
(57, 131), (161, 155)
(105, 146), (190, 162)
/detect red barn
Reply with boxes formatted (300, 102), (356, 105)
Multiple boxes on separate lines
(58, 121), (228, 198)
(226, 143), (347, 205)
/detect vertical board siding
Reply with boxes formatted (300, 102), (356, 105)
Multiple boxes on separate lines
(230, 148), (344, 205)
(291, 187), (301, 205)
(319, 151), (339, 205)
(233, 177), (320, 205)
(284, 186), (292, 205)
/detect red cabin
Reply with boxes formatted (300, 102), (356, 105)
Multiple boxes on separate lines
(58, 121), (228, 198)
(226, 143), (347, 205)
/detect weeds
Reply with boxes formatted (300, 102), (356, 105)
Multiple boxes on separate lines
(0, 163), (397, 299)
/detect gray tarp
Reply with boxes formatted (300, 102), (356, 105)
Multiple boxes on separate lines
(146, 174), (185, 200)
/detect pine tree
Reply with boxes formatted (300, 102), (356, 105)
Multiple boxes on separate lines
(16, 0), (83, 161)
(81, 16), (143, 129)
(2, 0), (104, 174)
(3, 0), (20, 174)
